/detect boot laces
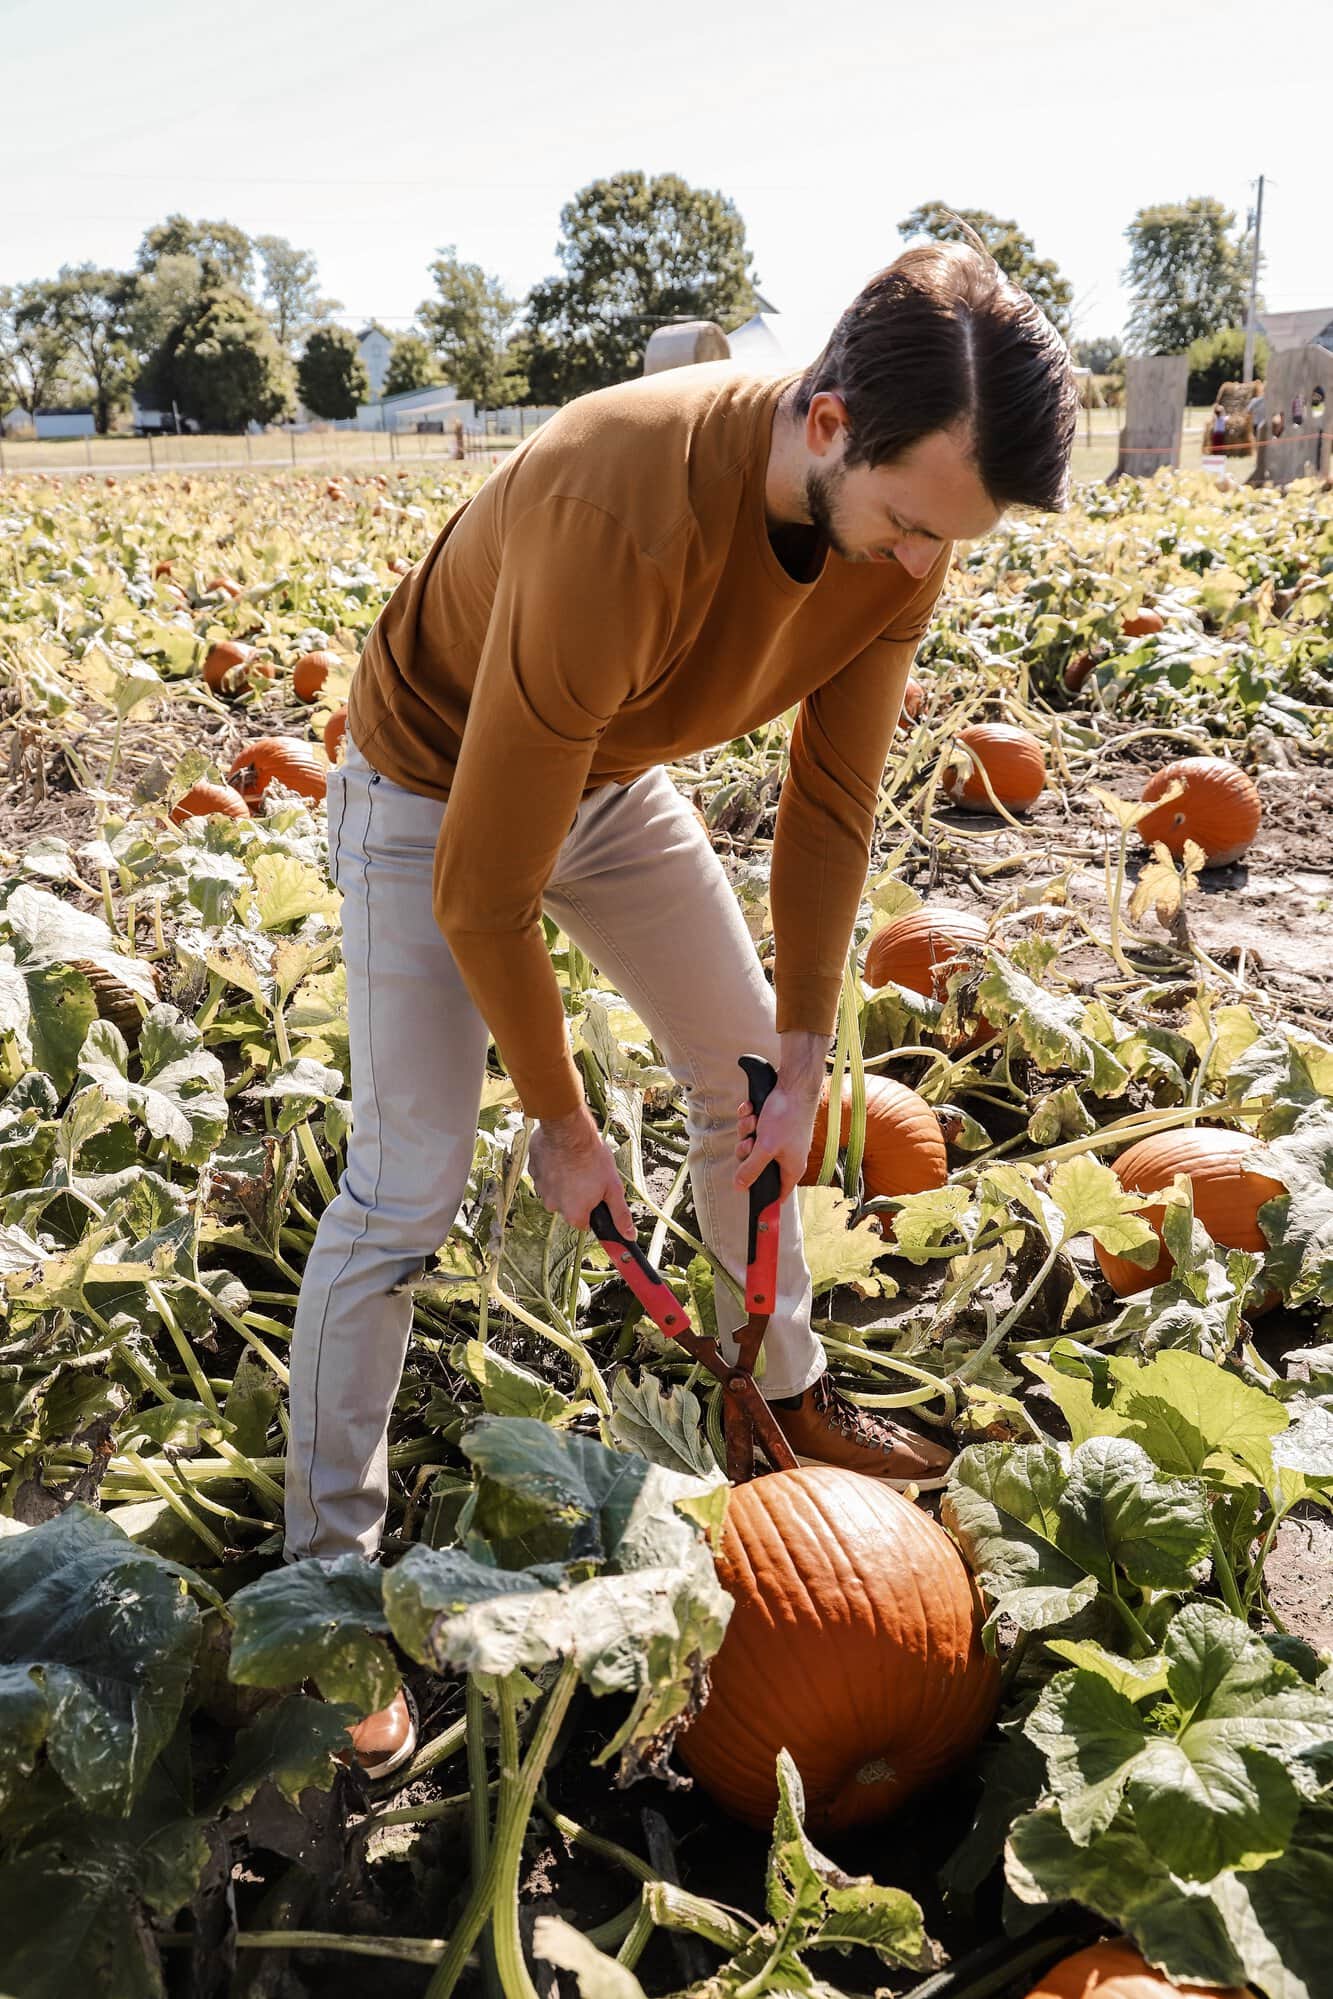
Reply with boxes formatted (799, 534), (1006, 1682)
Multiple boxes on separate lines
(811, 1373), (896, 1452)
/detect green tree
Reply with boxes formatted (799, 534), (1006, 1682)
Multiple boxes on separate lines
(1186, 325), (1267, 404)
(255, 235), (342, 352)
(383, 331), (444, 398)
(136, 215), (255, 294)
(1073, 334), (1123, 375)
(1123, 198), (1251, 355)
(897, 202), (1074, 337)
(121, 254), (204, 374)
(147, 277), (294, 432)
(419, 246), (526, 406)
(297, 324), (370, 420)
(0, 281), (77, 422)
(521, 170), (758, 399)
(47, 266), (138, 433)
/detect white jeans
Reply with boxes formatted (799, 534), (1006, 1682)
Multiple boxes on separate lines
(284, 740), (826, 1559)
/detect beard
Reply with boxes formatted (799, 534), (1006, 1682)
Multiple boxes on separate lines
(803, 463), (892, 565)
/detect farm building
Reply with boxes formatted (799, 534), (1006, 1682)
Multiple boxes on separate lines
(1258, 307), (1333, 354)
(356, 324), (393, 399)
(0, 405), (97, 439)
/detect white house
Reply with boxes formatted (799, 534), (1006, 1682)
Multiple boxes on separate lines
(356, 325), (394, 400)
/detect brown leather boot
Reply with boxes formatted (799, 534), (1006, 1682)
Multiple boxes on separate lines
(345, 1687), (417, 1780)
(769, 1373), (953, 1491)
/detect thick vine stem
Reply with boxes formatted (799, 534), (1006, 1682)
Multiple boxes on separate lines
(424, 1660), (580, 1999)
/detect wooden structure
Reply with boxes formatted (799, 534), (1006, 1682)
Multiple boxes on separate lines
(1253, 343), (1332, 485)
(643, 321), (730, 375)
(1115, 356), (1189, 476)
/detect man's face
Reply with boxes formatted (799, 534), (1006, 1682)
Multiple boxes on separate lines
(801, 396), (1004, 578)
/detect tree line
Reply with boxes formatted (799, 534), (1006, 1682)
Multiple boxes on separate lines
(0, 178), (1263, 435)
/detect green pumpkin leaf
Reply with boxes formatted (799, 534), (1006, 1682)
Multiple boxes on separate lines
(217, 1692), (355, 1808)
(78, 1008), (226, 1165)
(0, 1506), (201, 1815)
(227, 1554), (399, 1711)
(796, 1183), (894, 1297)
(1254, 1108), (1333, 1307)
(607, 1371), (719, 1479)
(978, 953), (1128, 1095)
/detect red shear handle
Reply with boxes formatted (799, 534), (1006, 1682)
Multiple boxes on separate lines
(590, 1201), (691, 1339)
(738, 1055), (781, 1313)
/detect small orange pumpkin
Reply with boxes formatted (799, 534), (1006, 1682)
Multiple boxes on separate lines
(169, 782), (250, 827)
(228, 736), (327, 806)
(678, 1467), (999, 1832)
(1063, 652), (1096, 692)
(896, 675), (927, 731)
(205, 574), (244, 599)
(1095, 1126), (1285, 1296)
(1137, 758), (1261, 868)
(292, 650), (339, 702)
(802, 1074), (947, 1209)
(1023, 1940), (1249, 1999)
(388, 556), (412, 576)
(944, 723), (1045, 813)
(323, 706), (348, 763)
(153, 559), (173, 579)
(1123, 607), (1165, 638)
(203, 640), (272, 692)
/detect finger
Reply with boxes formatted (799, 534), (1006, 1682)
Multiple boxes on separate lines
(611, 1185), (635, 1238)
(734, 1143), (776, 1192)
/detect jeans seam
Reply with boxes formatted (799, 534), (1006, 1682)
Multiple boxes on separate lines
(303, 770), (384, 1551)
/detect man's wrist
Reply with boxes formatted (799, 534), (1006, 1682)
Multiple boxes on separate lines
(778, 1029), (831, 1101)
(536, 1103), (598, 1149)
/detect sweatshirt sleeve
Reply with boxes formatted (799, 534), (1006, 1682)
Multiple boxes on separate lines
(433, 496), (670, 1118)
(770, 545), (953, 1037)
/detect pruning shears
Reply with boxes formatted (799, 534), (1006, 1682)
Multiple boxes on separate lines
(591, 1054), (796, 1485)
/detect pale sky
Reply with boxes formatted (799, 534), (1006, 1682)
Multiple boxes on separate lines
(3, 0), (1324, 365)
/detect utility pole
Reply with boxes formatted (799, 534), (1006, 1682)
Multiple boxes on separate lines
(1242, 174), (1265, 385)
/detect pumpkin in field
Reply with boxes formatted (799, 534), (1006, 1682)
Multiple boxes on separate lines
(292, 650), (339, 702)
(170, 782), (250, 827)
(1023, 1940), (1249, 1999)
(1095, 1126), (1285, 1296)
(323, 706), (348, 763)
(802, 1074), (947, 1210)
(1136, 758), (1261, 868)
(678, 1467), (998, 1832)
(388, 556), (412, 576)
(864, 907), (995, 1048)
(204, 641), (272, 693)
(1063, 652), (1096, 692)
(897, 676), (926, 730)
(153, 559), (173, 579)
(205, 574), (244, 599)
(1123, 607), (1165, 638)
(943, 723), (1045, 813)
(228, 736), (327, 807)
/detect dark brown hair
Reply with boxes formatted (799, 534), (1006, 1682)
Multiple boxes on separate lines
(795, 242), (1079, 512)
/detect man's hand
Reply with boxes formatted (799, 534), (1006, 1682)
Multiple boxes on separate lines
(529, 1103), (635, 1234)
(734, 1031), (828, 1202)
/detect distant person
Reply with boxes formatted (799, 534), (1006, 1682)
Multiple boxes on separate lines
(452, 416), (465, 460)
(1271, 408), (1285, 439)
(1246, 385), (1268, 439)
(1291, 391), (1305, 428)
(1209, 402), (1228, 452)
(1311, 385), (1327, 425)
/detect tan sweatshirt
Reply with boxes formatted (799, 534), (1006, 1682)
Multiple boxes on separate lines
(348, 364), (951, 1118)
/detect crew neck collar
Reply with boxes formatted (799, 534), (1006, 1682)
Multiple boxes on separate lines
(747, 371), (830, 596)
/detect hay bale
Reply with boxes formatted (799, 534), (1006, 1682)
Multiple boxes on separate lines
(643, 321), (730, 375)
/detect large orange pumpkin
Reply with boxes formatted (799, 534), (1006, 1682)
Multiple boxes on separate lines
(228, 736), (327, 807)
(170, 782), (250, 827)
(801, 1074), (947, 1207)
(1136, 758), (1261, 868)
(323, 706), (348, 763)
(292, 649), (339, 702)
(1122, 608), (1165, 638)
(679, 1467), (998, 1832)
(943, 723), (1045, 813)
(1095, 1127), (1285, 1295)
(1024, 1941), (1249, 1999)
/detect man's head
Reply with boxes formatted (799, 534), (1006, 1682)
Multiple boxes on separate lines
(789, 242), (1079, 574)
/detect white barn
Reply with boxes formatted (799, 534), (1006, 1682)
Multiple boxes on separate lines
(356, 324), (394, 400)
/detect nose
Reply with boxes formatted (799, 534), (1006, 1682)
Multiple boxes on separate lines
(893, 538), (937, 579)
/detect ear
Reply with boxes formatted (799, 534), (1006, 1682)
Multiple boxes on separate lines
(805, 390), (850, 458)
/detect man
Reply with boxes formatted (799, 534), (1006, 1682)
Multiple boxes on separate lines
(287, 242), (1078, 1774)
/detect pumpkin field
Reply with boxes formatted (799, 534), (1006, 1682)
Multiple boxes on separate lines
(0, 461), (1331, 1999)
